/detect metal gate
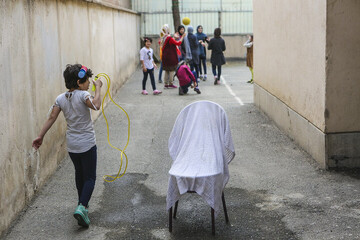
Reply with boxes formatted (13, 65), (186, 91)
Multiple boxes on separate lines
(132, 0), (253, 36)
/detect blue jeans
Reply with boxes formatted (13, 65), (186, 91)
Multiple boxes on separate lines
(69, 145), (97, 208)
(158, 62), (163, 82)
(143, 68), (156, 90)
(191, 70), (198, 85)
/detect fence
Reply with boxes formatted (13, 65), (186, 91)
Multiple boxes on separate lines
(132, 0), (253, 36)
(140, 10), (252, 36)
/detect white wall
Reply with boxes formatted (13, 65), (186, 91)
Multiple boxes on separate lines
(253, 0), (327, 131)
(253, 0), (360, 168)
(0, 0), (140, 235)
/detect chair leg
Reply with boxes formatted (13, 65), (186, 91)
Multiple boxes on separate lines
(169, 207), (172, 232)
(211, 208), (215, 235)
(173, 201), (179, 219)
(222, 192), (229, 223)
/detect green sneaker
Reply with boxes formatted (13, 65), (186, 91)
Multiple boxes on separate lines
(74, 204), (90, 227)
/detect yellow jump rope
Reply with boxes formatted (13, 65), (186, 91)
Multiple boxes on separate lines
(92, 73), (130, 182)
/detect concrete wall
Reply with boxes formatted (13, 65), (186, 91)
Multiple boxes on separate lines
(253, 0), (360, 168)
(254, 0), (327, 131)
(148, 34), (250, 62)
(325, 0), (360, 133)
(86, 0), (132, 9)
(325, 0), (360, 167)
(0, 0), (140, 235)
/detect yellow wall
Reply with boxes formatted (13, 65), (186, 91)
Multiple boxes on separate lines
(325, 0), (360, 133)
(0, 0), (140, 235)
(253, 0), (327, 131)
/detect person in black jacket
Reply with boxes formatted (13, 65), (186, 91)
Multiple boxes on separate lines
(208, 28), (226, 85)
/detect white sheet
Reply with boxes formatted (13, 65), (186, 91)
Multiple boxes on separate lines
(167, 100), (235, 217)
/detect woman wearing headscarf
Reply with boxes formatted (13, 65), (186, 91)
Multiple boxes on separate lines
(196, 25), (209, 81)
(186, 26), (200, 82)
(208, 28), (226, 85)
(161, 24), (185, 88)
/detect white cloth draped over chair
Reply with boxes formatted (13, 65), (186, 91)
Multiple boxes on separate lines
(167, 100), (235, 218)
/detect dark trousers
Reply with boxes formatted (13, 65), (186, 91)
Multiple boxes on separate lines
(190, 62), (199, 82)
(181, 82), (192, 94)
(69, 145), (97, 208)
(143, 68), (156, 90)
(158, 62), (163, 81)
(212, 64), (222, 79)
(199, 57), (207, 75)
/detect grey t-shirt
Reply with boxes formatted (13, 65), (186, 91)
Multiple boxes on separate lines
(55, 90), (96, 153)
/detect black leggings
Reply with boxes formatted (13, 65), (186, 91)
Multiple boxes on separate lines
(199, 57), (207, 75)
(212, 64), (222, 79)
(69, 145), (97, 208)
(142, 68), (156, 90)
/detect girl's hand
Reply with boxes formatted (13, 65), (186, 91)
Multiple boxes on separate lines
(32, 136), (43, 150)
(142, 66), (147, 72)
(154, 64), (158, 69)
(93, 78), (103, 88)
(180, 33), (186, 41)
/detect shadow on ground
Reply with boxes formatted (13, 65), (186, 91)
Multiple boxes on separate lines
(329, 168), (360, 180)
(91, 173), (297, 239)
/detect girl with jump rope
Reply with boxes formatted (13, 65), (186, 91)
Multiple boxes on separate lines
(32, 64), (103, 227)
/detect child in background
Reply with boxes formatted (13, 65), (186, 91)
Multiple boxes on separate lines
(140, 37), (162, 95)
(176, 60), (201, 95)
(174, 25), (186, 61)
(196, 25), (209, 81)
(208, 28), (226, 85)
(32, 64), (103, 227)
(244, 35), (254, 83)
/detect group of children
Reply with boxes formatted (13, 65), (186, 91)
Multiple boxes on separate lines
(140, 25), (227, 96)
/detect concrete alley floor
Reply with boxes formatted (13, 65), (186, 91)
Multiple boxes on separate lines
(2, 62), (360, 240)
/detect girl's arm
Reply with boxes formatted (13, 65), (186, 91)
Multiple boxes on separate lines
(140, 60), (147, 72)
(222, 39), (226, 51)
(207, 39), (212, 50)
(185, 67), (196, 85)
(32, 106), (61, 150)
(205, 35), (210, 43)
(169, 35), (184, 46)
(86, 79), (103, 110)
(243, 40), (253, 48)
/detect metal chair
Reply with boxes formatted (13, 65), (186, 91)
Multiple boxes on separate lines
(169, 191), (229, 235)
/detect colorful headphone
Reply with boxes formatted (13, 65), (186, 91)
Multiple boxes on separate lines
(78, 65), (88, 79)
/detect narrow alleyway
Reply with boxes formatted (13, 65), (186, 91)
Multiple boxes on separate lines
(3, 62), (359, 240)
